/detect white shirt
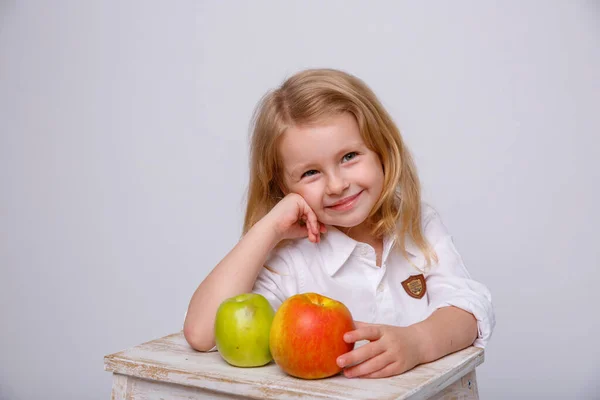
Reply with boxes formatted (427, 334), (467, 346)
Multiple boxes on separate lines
(252, 204), (495, 348)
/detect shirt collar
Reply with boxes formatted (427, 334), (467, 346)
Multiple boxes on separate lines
(318, 226), (420, 276)
(318, 227), (357, 276)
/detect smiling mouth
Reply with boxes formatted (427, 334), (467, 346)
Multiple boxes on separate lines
(326, 191), (363, 209)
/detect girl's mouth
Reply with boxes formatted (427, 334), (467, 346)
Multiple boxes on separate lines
(326, 190), (363, 211)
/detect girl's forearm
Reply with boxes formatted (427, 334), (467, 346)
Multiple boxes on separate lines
(412, 306), (478, 364)
(183, 219), (280, 351)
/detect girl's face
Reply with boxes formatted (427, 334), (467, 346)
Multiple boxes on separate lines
(279, 112), (384, 233)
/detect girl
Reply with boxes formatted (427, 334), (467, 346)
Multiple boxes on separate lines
(184, 69), (495, 379)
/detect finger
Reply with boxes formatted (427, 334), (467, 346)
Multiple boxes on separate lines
(305, 220), (314, 242)
(308, 212), (319, 238)
(344, 324), (382, 343)
(303, 216), (315, 243)
(301, 208), (313, 240)
(353, 321), (369, 329)
(309, 219), (318, 243)
(344, 353), (392, 379)
(359, 361), (401, 379)
(305, 211), (319, 242)
(336, 341), (383, 369)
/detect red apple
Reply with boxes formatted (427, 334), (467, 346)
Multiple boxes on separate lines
(269, 293), (355, 379)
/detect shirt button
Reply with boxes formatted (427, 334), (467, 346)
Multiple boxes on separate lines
(377, 282), (384, 293)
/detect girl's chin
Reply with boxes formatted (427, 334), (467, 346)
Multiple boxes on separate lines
(326, 216), (370, 230)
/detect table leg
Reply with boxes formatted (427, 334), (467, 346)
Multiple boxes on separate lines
(110, 373), (130, 400)
(429, 369), (479, 400)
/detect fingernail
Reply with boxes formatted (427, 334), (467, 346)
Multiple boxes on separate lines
(337, 357), (344, 367)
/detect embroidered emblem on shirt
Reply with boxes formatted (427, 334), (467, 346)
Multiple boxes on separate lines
(401, 274), (426, 299)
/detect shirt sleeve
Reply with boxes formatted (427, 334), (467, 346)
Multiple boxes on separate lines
(424, 210), (496, 348)
(252, 246), (298, 311)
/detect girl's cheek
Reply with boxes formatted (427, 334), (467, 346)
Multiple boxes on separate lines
(304, 193), (319, 208)
(304, 191), (322, 210)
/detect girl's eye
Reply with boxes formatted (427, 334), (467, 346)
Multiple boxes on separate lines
(301, 170), (319, 178)
(342, 152), (357, 162)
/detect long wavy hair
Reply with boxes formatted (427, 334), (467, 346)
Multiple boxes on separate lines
(243, 68), (437, 268)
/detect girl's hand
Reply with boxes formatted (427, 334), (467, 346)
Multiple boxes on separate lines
(336, 321), (424, 379)
(263, 193), (327, 244)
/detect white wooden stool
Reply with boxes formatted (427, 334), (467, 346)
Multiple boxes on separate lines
(104, 332), (483, 399)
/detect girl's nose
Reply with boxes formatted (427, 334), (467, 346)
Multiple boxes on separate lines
(326, 175), (349, 195)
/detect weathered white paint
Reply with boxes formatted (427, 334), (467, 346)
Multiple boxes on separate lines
(111, 374), (248, 400)
(110, 373), (129, 400)
(428, 370), (478, 400)
(105, 332), (482, 399)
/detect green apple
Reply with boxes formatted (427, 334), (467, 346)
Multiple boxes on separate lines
(214, 293), (275, 367)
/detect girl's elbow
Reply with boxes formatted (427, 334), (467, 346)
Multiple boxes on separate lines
(183, 320), (215, 352)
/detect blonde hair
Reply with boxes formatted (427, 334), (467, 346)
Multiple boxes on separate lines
(243, 68), (437, 268)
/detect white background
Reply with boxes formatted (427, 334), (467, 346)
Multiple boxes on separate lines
(1, 1), (599, 399)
